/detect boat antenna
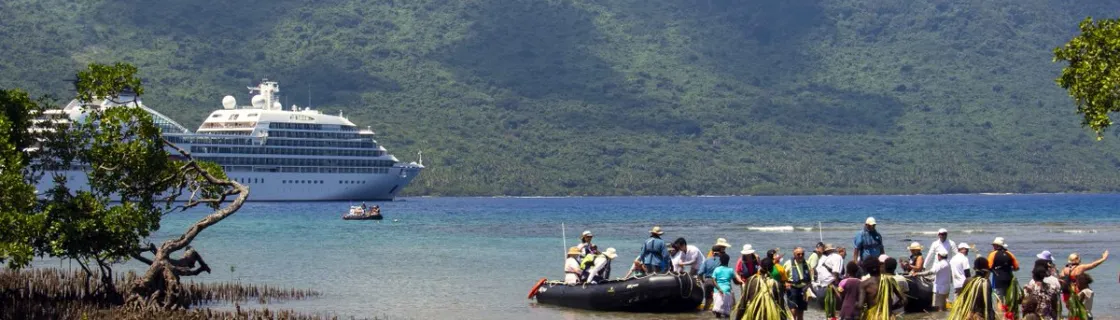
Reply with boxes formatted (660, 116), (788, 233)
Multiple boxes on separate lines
(561, 223), (567, 258)
(418, 150), (423, 166)
(818, 221), (824, 243)
(308, 84), (311, 108)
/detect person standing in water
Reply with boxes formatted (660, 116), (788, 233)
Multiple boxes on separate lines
(854, 217), (884, 263)
(672, 238), (704, 275)
(711, 252), (735, 318)
(987, 237), (1019, 301)
(929, 248), (953, 311)
(807, 242), (825, 280)
(925, 228), (956, 269)
(783, 247), (811, 320)
(951, 243), (972, 300)
(638, 226), (670, 274)
(1061, 250), (1109, 303)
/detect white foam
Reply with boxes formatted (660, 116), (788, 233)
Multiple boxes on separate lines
(748, 226), (794, 232)
(1051, 229), (1098, 234)
(909, 229), (985, 236)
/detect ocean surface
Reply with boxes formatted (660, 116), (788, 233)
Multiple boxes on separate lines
(38, 194), (1120, 319)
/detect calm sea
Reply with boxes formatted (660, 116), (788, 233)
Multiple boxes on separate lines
(41, 194), (1120, 319)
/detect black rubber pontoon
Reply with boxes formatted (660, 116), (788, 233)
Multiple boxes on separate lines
(532, 274), (704, 312)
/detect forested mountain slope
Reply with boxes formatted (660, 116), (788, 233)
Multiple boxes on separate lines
(3, 0), (1120, 195)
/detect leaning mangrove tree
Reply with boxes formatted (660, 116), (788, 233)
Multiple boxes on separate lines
(0, 62), (247, 310)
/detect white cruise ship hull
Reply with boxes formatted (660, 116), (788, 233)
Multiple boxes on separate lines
(36, 165), (421, 201)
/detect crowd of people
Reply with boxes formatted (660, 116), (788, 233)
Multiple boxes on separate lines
(559, 217), (1111, 320)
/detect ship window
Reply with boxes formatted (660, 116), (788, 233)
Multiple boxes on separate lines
(211, 114), (221, 118)
(247, 113), (258, 117)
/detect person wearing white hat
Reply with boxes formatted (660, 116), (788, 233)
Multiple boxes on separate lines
(586, 248), (617, 284)
(924, 228), (956, 270)
(987, 237), (1020, 299)
(950, 242), (972, 299)
(577, 230), (595, 258)
(638, 226), (670, 274)
(854, 217), (884, 263)
(928, 247), (952, 311)
(734, 244), (761, 285)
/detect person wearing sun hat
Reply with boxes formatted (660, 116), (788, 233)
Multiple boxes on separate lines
(577, 230), (595, 258)
(854, 217), (884, 263)
(987, 237), (1020, 299)
(904, 242), (925, 275)
(925, 228), (956, 270)
(564, 246), (582, 284)
(734, 244), (761, 285)
(638, 226), (670, 274)
(698, 240), (729, 311)
(586, 248), (617, 284)
(812, 243), (843, 291)
(950, 242), (972, 298)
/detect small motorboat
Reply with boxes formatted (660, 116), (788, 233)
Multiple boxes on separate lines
(809, 275), (935, 313)
(342, 205), (383, 220)
(528, 273), (703, 312)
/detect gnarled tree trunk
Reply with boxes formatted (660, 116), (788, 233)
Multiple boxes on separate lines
(127, 143), (248, 310)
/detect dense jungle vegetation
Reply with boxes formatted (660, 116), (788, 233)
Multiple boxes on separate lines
(3, 0), (1120, 196)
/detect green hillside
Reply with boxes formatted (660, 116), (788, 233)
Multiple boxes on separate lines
(3, 0), (1120, 196)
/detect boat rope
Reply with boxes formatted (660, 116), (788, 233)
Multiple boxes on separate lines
(676, 274), (695, 298)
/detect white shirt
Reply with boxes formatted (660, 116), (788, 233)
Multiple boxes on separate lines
(564, 257), (581, 284)
(950, 252), (970, 289)
(925, 238), (956, 269)
(587, 256), (610, 280)
(930, 257), (952, 294)
(674, 245), (703, 272)
(814, 253), (844, 288)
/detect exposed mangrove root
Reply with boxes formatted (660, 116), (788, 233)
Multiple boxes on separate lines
(1, 267), (322, 319)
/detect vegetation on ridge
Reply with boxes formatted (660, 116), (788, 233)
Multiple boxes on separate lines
(4, 1), (1120, 196)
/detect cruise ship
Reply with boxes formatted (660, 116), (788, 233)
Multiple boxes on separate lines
(36, 80), (424, 201)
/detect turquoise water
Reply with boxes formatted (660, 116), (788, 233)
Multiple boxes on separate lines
(47, 194), (1120, 319)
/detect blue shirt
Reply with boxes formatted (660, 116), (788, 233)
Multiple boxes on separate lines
(639, 236), (669, 268)
(698, 256), (720, 279)
(854, 229), (884, 261)
(713, 266), (734, 293)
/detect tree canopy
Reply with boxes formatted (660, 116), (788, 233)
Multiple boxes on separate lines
(0, 63), (247, 308)
(1055, 17), (1120, 138)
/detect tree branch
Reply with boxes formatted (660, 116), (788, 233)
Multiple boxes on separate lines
(158, 138), (247, 255)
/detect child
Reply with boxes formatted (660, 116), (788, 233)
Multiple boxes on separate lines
(1021, 296), (1040, 320)
(1078, 273), (1094, 320)
(711, 253), (735, 318)
(838, 261), (862, 320)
